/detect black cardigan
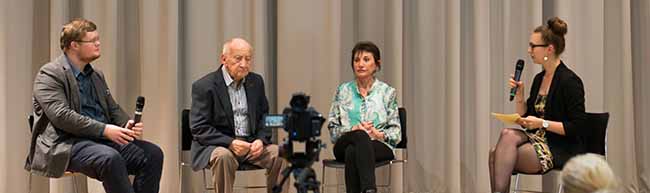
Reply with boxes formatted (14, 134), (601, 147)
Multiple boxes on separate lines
(523, 61), (588, 168)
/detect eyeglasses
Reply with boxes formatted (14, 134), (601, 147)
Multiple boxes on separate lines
(75, 39), (100, 45)
(529, 43), (548, 49)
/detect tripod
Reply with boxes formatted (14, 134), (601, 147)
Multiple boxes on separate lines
(273, 164), (320, 193)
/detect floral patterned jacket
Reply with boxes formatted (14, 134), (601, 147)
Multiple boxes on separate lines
(327, 79), (401, 149)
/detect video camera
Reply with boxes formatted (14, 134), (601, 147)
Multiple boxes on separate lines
(265, 92), (324, 141)
(264, 93), (325, 193)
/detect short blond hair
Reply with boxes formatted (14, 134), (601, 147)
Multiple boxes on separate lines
(60, 18), (97, 50)
(562, 153), (619, 193)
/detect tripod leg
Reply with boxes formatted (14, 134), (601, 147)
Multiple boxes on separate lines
(273, 166), (293, 193)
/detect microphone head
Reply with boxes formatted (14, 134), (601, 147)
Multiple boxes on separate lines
(516, 59), (525, 70)
(136, 96), (145, 109)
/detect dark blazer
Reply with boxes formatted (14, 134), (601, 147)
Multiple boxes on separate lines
(190, 65), (270, 171)
(25, 54), (129, 177)
(524, 61), (588, 168)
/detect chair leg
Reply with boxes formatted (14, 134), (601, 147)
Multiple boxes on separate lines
(513, 174), (520, 193)
(321, 164), (326, 193)
(557, 183), (564, 193)
(71, 175), (79, 193)
(202, 169), (213, 193)
(387, 163), (393, 193)
(28, 172), (32, 193)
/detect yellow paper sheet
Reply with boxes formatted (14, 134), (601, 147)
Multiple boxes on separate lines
(491, 112), (521, 125)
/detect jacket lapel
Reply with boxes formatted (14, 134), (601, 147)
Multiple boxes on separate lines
(545, 62), (566, 115)
(214, 66), (235, 128)
(58, 55), (81, 112)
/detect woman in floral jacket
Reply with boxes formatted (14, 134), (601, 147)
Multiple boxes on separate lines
(327, 41), (401, 193)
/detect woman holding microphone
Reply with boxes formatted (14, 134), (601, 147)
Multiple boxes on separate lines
(488, 17), (588, 193)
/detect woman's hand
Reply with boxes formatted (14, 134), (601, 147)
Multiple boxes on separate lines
(352, 124), (366, 132)
(361, 122), (385, 140)
(508, 74), (525, 102)
(518, 116), (544, 129)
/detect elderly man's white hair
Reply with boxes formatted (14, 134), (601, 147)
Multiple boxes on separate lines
(561, 153), (619, 193)
(221, 38), (252, 55)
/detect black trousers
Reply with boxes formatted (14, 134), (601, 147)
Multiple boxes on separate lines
(333, 130), (394, 193)
(67, 139), (164, 193)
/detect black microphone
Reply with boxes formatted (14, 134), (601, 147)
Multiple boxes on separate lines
(509, 60), (525, 101)
(134, 96), (145, 123)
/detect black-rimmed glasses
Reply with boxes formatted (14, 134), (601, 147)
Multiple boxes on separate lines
(529, 43), (548, 49)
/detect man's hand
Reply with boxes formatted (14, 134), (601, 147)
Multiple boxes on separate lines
(248, 139), (264, 160)
(124, 120), (144, 139)
(229, 139), (251, 157)
(103, 124), (136, 145)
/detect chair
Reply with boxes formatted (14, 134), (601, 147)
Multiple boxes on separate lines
(27, 114), (83, 193)
(320, 107), (408, 192)
(512, 112), (610, 193)
(179, 109), (267, 193)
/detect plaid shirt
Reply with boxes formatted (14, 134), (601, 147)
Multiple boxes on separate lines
(327, 79), (401, 148)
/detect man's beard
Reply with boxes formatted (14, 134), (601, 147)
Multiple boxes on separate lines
(81, 54), (101, 63)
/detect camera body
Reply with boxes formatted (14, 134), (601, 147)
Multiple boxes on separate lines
(264, 93), (325, 165)
(265, 93), (324, 141)
(265, 93), (325, 192)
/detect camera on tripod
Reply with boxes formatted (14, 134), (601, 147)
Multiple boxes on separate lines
(265, 92), (323, 140)
(264, 92), (325, 193)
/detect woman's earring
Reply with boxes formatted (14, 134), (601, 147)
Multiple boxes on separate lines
(543, 56), (548, 61)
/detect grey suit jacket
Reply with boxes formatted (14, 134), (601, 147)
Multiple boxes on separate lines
(25, 54), (129, 177)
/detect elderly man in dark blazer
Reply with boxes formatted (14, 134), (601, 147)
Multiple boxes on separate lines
(190, 38), (287, 193)
(25, 19), (163, 193)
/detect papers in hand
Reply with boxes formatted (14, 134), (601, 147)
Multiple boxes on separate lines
(491, 113), (521, 125)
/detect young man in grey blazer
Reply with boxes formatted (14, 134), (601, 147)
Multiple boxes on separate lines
(25, 18), (163, 193)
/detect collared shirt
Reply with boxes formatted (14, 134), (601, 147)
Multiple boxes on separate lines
(327, 79), (402, 149)
(66, 55), (108, 124)
(222, 65), (250, 137)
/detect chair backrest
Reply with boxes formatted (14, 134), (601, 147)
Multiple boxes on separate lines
(396, 107), (407, 148)
(181, 109), (192, 151)
(583, 112), (609, 156)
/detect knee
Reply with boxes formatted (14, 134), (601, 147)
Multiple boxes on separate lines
(348, 130), (371, 141)
(489, 148), (496, 164)
(499, 128), (517, 138)
(97, 149), (125, 168)
(266, 144), (280, 158)
(344, 146), (356, 159)
(146, 143), (164, 166)
(498, 128), (523, 143)
(210, 148), (237, 166)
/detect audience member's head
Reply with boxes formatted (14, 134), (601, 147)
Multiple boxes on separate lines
(562, 153), (619, 193)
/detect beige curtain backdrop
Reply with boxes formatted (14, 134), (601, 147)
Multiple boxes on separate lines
(1, 0), (649, 193)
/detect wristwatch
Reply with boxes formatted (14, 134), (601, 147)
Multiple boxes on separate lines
(542, 119), (550, 129)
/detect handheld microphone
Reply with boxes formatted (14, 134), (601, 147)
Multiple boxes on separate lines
(134, 96), (145, 123)
(509, 60), (525, 101)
